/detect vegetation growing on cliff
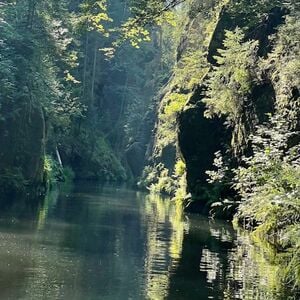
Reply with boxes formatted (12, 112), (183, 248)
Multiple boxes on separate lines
(126, 0), (299, 292)
(204, 28), (258, 152)
(201, 1), (300, 290)
(0, 0), (178, 192)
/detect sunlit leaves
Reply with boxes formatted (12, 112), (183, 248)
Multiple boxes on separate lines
(113, 0), (181, 49)
(234, 115), (300, 262)
(174, 49), (209, 89)
(156, 10), (177, 27)
(79, 0), (112, 34)
(118, 18), (151, 48)
(64, 71), (81, 84)
(203, 28), (258, 121)
(99, 47), (115, 59)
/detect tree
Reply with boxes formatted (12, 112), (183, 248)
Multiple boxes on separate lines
(203, 28), (259, 154)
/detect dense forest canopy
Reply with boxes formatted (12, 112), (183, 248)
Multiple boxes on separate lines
(0, 0), (299, 297)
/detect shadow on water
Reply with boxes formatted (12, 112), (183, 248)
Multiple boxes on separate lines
(0, 183), (298, 299)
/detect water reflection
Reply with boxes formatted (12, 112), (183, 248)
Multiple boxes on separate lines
(142, 194), (187, 299)
(0, 184), (297, 299)
(168, 216), (298, 300)
(223, 229), (298, 300)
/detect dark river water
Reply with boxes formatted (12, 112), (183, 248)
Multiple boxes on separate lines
(0, 183), (293, 300)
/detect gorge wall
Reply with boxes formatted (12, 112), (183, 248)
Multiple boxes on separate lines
(142, 0), (299, 212)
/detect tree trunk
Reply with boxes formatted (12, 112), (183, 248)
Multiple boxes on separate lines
(82, 32), (89, 100)
(91, 37), (98, 110)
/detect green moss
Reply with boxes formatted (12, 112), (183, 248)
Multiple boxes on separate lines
(164, 93), (189, 116)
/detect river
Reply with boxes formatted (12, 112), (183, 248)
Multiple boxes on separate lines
(0, 183), (293, 299)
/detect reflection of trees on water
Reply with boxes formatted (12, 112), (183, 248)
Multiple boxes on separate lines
(0, 185), (148, 299)
(166, 217), (233, 300)
(223, 228), (299, 300)
(167, 215), (298, 300)
(0, 186), (297, 299)
(142, 194), (188, 300)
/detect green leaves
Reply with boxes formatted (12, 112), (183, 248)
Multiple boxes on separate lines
(204, 28), (258, 121)
(0, 0), (86, 137)
(260, 14), (300, 126)
(79, 0), (112, 34)
(111, 0), (182, 50)
(118, 18), (151, 48)
(234, 114), (300, 252)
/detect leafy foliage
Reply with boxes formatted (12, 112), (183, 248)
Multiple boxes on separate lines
(260, 14), (300, 127)
(204, 28), (259, 151)
(202, 6), (300, 289)
(79, 0), (112, 34)
(234, 116), (300, 234)
(233, 116), (300, 289)
(140, 159), (187, 202)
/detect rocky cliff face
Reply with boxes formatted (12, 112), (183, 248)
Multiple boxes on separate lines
(178, 92), (225, 200)
(139, 1), (225, 196)
(142, 0), (296, 209)
(178, 4), (288, 201)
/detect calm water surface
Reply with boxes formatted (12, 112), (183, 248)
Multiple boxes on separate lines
(0, 184), (291, 299)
